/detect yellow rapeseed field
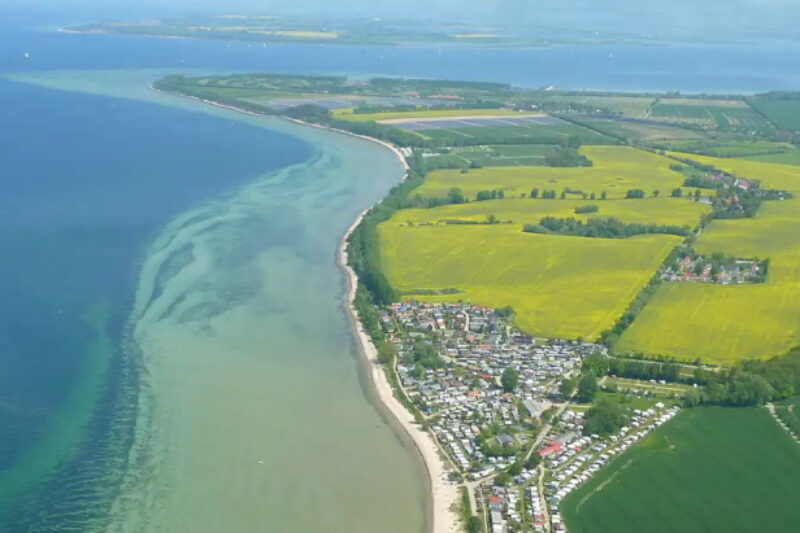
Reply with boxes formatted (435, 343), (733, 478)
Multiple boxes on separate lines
(378, 223), (680, 340)
(619, 170), (800, 362)
(668, 151), (800, 192)
(396, 197), (710, 228)
(616, 283), (800, 364)
(416, 146), (686, 199)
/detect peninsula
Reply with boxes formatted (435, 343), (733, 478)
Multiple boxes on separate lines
(156, 72), (800, 533)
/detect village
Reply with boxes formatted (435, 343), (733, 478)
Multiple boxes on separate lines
(661, 245), (768, 284)
(380, 301), (684, 533)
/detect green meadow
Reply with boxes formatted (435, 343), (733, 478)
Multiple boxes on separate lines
(562, 407), (800, 533)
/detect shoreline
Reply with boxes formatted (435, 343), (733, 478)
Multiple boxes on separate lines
(339, 209), (461, 533)
(157, 86), (460, 533)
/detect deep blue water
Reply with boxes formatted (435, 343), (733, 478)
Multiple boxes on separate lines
(1, 6), (799, 530)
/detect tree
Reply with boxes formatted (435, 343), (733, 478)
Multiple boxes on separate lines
(495, 472), (511, 486)
(377, 341), (396, 365)
(576, 373), (599, 403)
(560, 191), (567, 200)
(501, 368), (519, 392)
(531, 188), (540, 199)
(559, 377), (576, 397)
(625, 189), (646, 199)
(600, 191), (607, 200)
(487, 213), (497, 224)
(694, 188), (702, 199)
(447, 187), (465, 204)
(590, 192), (596, 200)
(671, 188), (683, 197)
(583, 399), (628, 436)
(508, 462), (523, 476)
(525, 453), (542, 470)
(653, 189), (661, 197)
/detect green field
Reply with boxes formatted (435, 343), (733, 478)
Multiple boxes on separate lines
(414, 119), (609, 145)
(750, 98), (800, 132)
(617, 282), (800, 363)
(573, 116), (704, 141)
(395, 196), (710, 228)
(423, 144), (556, 168)
(416, 146), (688, 199)
(378, 223), (680, 339)
(652, 140), (792, 158)
(562, 407), (800, 533)
(649, 99), (772, 131)
(744, 148), (800, 166)
(533, 94), (656, 117)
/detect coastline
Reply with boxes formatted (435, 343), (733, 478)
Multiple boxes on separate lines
(157, 86), (460, 533)
(339, 209), (461, 533)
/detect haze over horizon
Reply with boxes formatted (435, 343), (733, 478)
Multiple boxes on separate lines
(4, 0), (800, 42)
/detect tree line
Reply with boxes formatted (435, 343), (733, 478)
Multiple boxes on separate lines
(523, 216), (690, 239)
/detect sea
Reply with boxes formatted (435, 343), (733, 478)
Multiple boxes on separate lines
(1, 6), (799, 532)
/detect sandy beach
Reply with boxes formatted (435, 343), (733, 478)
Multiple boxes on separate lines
(340, 209), (462, 533)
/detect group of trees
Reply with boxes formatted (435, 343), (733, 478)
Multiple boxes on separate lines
(530, 189), (608, 201)
(582, 399), (629, 436)
(625, 189), (646, 199)
(574, 204), (599, 214)
(684, 346), (800, 407)
(476, 189), (506, 201)
(501, 368), (520, 392)
(544, 147), (593, 167)
(582, 352), (682, 383)
(523, 216), (690, 239)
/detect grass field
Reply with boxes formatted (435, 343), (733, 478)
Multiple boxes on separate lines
(415, 146), (687, 199)
(616, 282), (800, 363)
(649, 99), (772, 131)
(423, 144), (556, 168)
(533, 94), (656, 117)
(573, 116), (704, 141)
(743, 148), (800, 166)
(378, 223), (680, 339)
(561, 407), (800, 533)
(667, 152), (800, 192)
(330, 108), (530, 122)
(409, 118), (609, 145)
(749, 98), (800, 132)
(395, 197), (710, 228)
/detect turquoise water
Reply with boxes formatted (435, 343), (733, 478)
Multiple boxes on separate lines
(0, 73), (427, 531)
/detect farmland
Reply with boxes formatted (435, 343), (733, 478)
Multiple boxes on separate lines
(415, 146), (687, 199)
(616, 282), (800, 363)
(667, 151), (800, 192)
(750, 98), (800, 132)
(573, 116), (705, 141)
(694, 199), (800, 282)
(395, 197), (710, 228)
(390, 115), (611, 145)
(331, 108), (531, 122)
(649, 98), (772, 131)
(423, 144), (557, 168)
(529, 94), (656, 117)
(378, 222), (680, 339)
(561, 407), (800, 533)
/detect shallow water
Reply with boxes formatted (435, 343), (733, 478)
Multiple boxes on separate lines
(0, 72), (427, 532)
